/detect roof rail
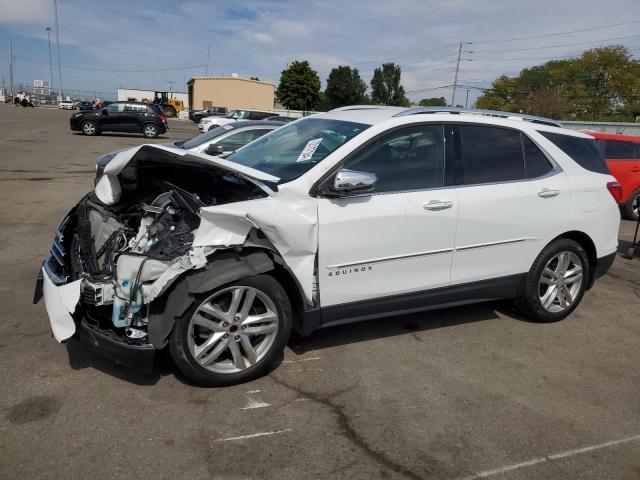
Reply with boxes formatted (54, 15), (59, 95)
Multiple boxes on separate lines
(393, 106), (562, 128)
(329, 105), (397, 112)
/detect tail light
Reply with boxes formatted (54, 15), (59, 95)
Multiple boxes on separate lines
(158, 113), (166, 122)
(606, 181), (622, 203)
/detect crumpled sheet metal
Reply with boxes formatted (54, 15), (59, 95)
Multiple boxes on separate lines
(193, 191), (318, 303)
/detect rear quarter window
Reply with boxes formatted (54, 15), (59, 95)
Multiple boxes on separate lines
(539, 131), (609, 174)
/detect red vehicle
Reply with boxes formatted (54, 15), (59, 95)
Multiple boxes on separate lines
(589, 131), (640, 220)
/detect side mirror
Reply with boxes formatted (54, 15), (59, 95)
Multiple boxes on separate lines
(101, 108), (108, 115)
(205, 144), (225, 156)
(322, 169), (377, 197)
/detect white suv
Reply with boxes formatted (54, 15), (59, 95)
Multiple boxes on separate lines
(36, 106), (620, 386)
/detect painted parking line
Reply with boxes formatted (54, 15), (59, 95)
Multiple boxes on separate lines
(461, 433), (640, 479)
(215, 428), (293, 442)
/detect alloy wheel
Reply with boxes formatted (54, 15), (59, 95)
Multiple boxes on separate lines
(83, 122), (96, 135)
(633, 194), (639, 218)
(187, 286), (279, 374)
(538, 251), (584, 313)
(144, 125), (157, 137)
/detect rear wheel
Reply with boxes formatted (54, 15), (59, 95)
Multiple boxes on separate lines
(169, 274), (292, 386)
(163, 105), (177, 117)
(516, 238), (588, 322)
(81, 120), (98, 136)
(622, 188), (640, 221)
(142, 123), (159, 138)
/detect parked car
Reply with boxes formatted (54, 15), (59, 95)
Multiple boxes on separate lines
(189, 106), (228, 123)
(198, 108), (275, 132)
(58, 100), (75, 110)
(94, 120), (282, 180)
(77, 101), (94, 111)
(36, 106), (619, 386)
(69, 101), (168, 138)
(589, 131), (640, 220)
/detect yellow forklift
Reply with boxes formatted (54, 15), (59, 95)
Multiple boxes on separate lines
(145, 91), (184, 118)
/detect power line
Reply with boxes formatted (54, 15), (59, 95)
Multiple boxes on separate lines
(471, 19), (640, 44)
(353, 43), (460, 66)
(470, 33), (640, 53)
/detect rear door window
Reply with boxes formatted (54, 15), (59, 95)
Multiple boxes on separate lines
(540, 131), (609, 174)
(523, 136), (554, 178)
(457, 125), (525, 184)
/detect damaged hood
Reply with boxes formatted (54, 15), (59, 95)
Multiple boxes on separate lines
(96, 144), (280, 204)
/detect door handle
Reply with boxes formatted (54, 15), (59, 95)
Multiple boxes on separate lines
(423, 200), (453, 210)
(631, 167), (640, 172)
(538, 188), (560, 198)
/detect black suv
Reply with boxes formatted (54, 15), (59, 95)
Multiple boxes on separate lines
(70, 101), (168, 138)
(189, 106), (227, 123)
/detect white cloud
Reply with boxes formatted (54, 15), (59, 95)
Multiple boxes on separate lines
(0, 0), (52, 24)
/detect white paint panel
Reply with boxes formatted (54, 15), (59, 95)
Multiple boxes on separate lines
(318, 189), (458, 306)
(42, 268), (80, 342)
(452, 173), (571, 284)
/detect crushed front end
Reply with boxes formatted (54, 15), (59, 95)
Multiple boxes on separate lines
(35, 187), (209, 372)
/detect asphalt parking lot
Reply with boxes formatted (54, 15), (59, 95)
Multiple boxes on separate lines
(0, 103), (639, 480)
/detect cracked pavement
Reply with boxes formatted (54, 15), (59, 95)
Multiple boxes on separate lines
(1, 104), (639, 479)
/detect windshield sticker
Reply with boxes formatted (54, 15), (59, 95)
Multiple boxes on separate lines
(296, 138), (322, 162)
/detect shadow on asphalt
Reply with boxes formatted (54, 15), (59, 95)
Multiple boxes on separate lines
(288, 300), (522, 354)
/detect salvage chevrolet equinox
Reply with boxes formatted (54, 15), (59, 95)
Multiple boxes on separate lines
(35, 106), (620, 386)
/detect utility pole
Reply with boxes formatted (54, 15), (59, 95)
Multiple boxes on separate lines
(53, 0), (63, 100)
(45, 26), (54, 100)
(8, 40), (14, 98)
(465, 89), (470, 108)
(451, 42), (463, 107)
(205, 45), (210, 76)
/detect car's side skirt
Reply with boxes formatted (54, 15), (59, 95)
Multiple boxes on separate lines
(316, 273), (526, 330)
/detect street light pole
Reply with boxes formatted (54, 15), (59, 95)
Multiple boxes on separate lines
(465, 89), (470, 109)
(45, 26), (54, 101)
(53, 0), (63, 100)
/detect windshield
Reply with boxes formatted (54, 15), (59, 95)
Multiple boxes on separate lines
(226, 117), (369, 182)
(179, 124), (235, 149)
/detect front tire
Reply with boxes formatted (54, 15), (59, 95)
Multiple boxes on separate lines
(81, 120), (98, 136)
(516, 238), (588, 323)
(169, 274), (292, 386)
(142, 123), (159, 138)
(622, 188), (640, 221)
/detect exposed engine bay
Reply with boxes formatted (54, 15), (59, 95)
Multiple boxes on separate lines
(66, 157), (268, 344)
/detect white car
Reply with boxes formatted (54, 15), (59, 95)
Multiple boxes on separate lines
(58, 100), (76, 110)
(198, 108), (274, 132)
(36, 106), (620, 386)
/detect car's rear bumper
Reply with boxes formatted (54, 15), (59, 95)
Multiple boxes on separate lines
(587, 251), (616, 289)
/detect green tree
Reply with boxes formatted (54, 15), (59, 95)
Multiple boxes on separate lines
(324, 66), (367, 108)
(370, 62), (409, 106)
(418, 97), (447, 107)
(476, 45), (640, 120)
(276, 60), (321, 110)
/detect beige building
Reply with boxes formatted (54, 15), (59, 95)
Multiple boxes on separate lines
(187, 76), (275, 111)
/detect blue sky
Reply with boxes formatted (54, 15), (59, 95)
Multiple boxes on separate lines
(1, 0), (639, 102)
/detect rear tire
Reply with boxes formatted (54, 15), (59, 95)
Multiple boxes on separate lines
(622, 188), (640, 221)
(169, 274), (292, 387)
(516, 238), (589, 323)
(81, 120), (98, 136)
(164, 105), (177, 118)
(142, 123), (159, 138)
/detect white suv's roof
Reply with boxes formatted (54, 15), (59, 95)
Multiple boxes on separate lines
(317, 105), (570, 131)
